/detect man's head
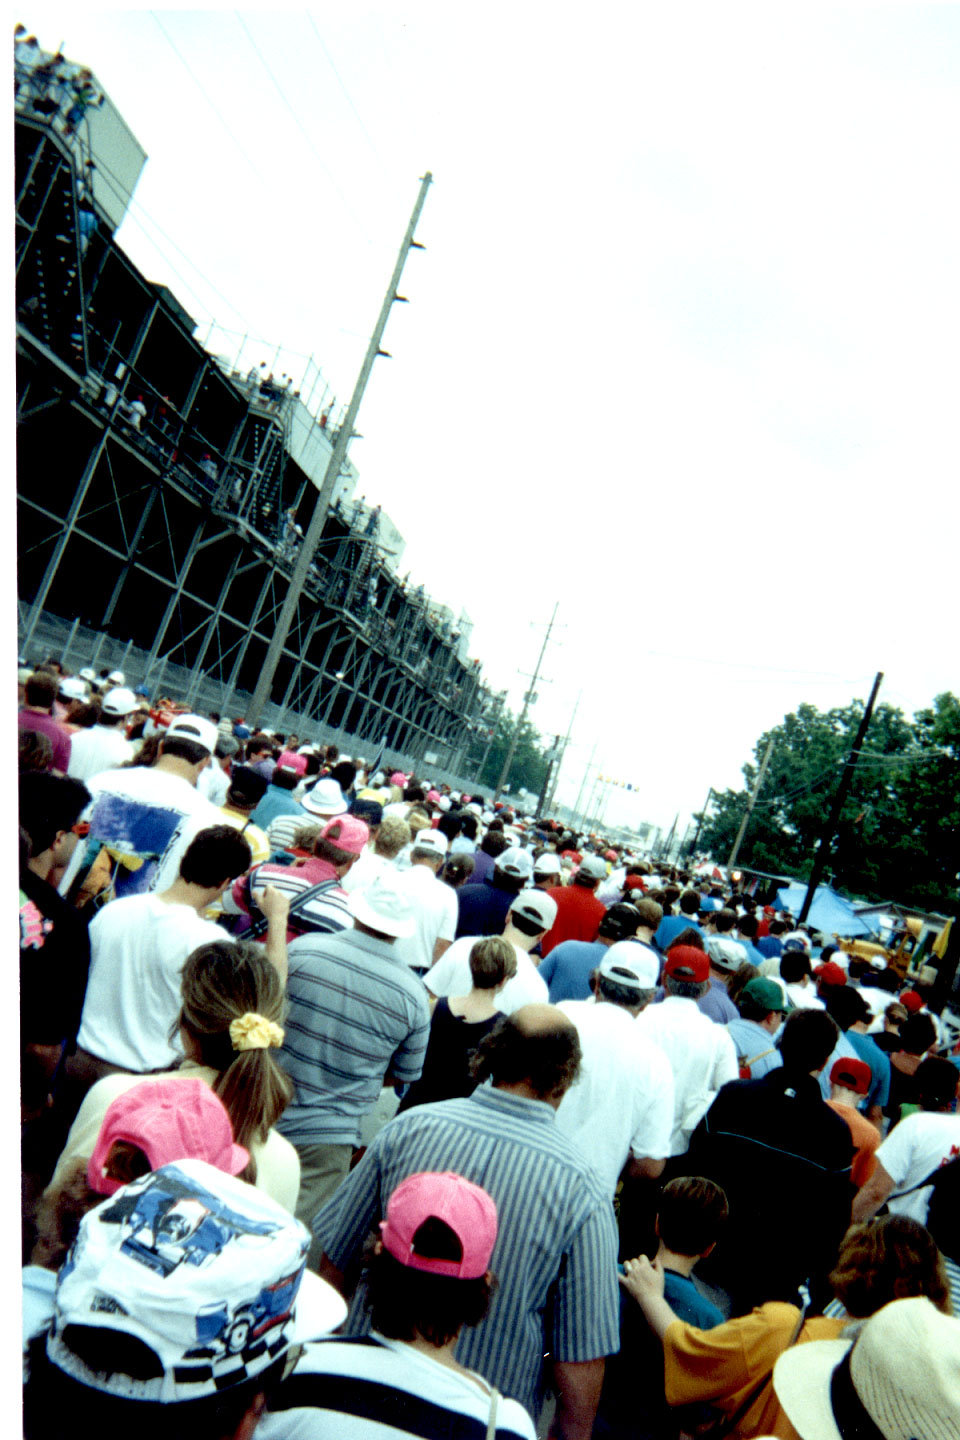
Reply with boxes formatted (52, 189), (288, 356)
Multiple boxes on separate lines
(158, 715), (219, 780)
(349, 797), (383, 837)
(663, 945), (710, 1001)
(178, 825), (253, 894)
(591, 943), (659, 1013)
(532, 850), (562, 887)
(23, 671), (57, 712)
(713, 908), (737, 935)
(19, 772), (91, 875)
(312, 815), (370, 873)
(374, 814), (412, 859)
(829, 1056), (873, 1106)
(224, 766), (268, 812)
(737, 976), (790, 1030)
(896, 1013), (938, 1058)
(597, 902), (642, 944)
(815, 960), (848, 999)
(779, 948), (813, 986)
(707, 937), (748, 976)
(678, 890), (701, 917)
(367, 1172), (498, 1349)
(777, 1007), (840, 1075)
(99, 686), (137, 727)
(410, 829), (448, 872)
(632, 897), (663, 933)
(914, 1056), (960, 1112)
(494, 846), (534, 892)
(505, 889), (558, 948)
(471, 1005), (582, 1106)
(573, 854), (606, 889)
(823, 983), (870, 1032)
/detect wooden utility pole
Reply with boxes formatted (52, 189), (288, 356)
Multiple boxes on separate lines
(687, 786), (715, 858)
(545, 689), (581, 814)
(493, 602), (559, 802)
(798, 671), (883, 925)
(246, 172), (433, 728)
(727, 736), (774, 871)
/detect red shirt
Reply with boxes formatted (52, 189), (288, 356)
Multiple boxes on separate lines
(540, 882), (606, 956)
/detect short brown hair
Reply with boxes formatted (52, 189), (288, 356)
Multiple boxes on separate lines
(468, 937), (517, 991)
(375, 815), (411, 859)
(829, 1216), (950, 1317)
(657, 1176), (729, 1256)
(633, 898), (663, 930)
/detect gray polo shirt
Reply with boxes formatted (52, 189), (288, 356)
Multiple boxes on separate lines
(278, 928), (430, 1147)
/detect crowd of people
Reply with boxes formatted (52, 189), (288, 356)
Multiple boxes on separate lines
(18, 655), (960, 1438)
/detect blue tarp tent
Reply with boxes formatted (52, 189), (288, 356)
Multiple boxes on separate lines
(775, 883), (873, 938)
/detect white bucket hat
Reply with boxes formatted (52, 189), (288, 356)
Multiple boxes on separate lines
(773, 1296), (960, 1440)
(348, 874), (416, 939)
(301, 778), (348, 817)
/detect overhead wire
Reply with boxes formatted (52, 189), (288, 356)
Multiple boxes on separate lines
(232, 11), (374, 245)
(305, 14), (393, 185)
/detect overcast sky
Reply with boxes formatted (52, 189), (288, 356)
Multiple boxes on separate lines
(22, 4), (960, 833)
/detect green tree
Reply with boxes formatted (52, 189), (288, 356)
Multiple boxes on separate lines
(698, 694), (960, 911)
(470, 710), (550, 798)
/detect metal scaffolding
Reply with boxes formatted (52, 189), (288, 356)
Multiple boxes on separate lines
(15, 75), (490, 774)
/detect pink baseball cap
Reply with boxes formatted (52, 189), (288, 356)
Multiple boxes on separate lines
(320, 813), (370, 856)
(426, 789), (441, 804)
(379, 1171), (498, 1279)
(389, 770), (407, 787)
(278, 750), (307, 776)
(87, 1078), (249, 1195)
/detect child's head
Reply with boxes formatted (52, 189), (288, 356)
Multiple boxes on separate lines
(656, 1176), (729, 1258)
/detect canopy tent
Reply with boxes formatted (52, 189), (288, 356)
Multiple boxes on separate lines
(775, 883), (874, 938)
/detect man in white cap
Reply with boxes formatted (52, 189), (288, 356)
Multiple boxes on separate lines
(390, 829), (458, 976)
(424, 888), (557, 1014)
(555, 945), (674, 1196)
(66, 686), (137, 780)
(454, 844), (535, 939)
(277, 873), (431, 1261)
(61, 713), (225, 899)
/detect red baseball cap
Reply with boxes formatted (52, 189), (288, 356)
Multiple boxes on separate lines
(816, 961), (847, 988)
(830, 1057), (872, 1095)
(380, 1171), (497, 1279)
(664, 945), (709, 983)
(900, 990), (924, 1013)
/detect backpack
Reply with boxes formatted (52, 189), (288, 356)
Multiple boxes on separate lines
(923, 1158), (960, 1264)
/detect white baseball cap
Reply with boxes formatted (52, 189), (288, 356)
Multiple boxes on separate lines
(58, 676), (88, 700)
(509, 889), (558, 931)
(600, 941), (660, 990)
(412, 830), (449, 858)
(533, 852), (562, 876)
(106, 669), (126, 686)
(100, 686), (138, 717)
(164, 714), (219, 755)
(497, 846), (534, 879)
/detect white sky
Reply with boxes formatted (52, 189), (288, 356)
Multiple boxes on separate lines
(19, 3), (960, 833)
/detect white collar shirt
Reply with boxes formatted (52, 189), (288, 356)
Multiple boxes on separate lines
(635, 995), (738, 1155)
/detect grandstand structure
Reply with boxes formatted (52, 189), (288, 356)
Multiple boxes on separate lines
(14, 49), (489, 776)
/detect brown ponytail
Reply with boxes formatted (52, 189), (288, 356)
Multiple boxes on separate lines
(177, 941), (292, 1181)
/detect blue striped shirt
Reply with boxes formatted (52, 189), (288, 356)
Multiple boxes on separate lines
(278, 929), (430, 1146)
(312, 1085), (620, 1418)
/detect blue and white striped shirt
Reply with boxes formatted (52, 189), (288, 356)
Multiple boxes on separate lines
(312, 1085), (620, 1418)
(278, 928), (430, 1146)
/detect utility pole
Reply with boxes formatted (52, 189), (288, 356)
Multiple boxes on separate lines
(727, 736), (775, 871)
(687, 786), (714, 858)
(246, 172), (433, 728)
(545, 689), (581, 814)
(661, 813), (679, 862)
(571, 741), (597, 828)
(474, 689), (508, 787)
(493, 602), (559, 802)
(799, 671), (883, 925)
(535, 733), (563, 821)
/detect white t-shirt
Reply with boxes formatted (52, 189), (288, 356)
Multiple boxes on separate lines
(66, 725), (135, 782)
(198, 759), (231, 806)
(257, 1331), (536, 1440)
(876, 1111), (960, 1223)
(424, 935), (548, 1015)
(555, 1000), (674, 1195)
(785, 981), (825, 1011)
(390, 863), (458, 972)
(77, 894), (229, 1071)
(635, 995), (739, 1155)
(72, 764), (224, 897)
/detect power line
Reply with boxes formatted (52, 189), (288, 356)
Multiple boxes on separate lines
(233, 11), (373, 244)
(148, 12), (269, 187)
(305, 15), (392, 184)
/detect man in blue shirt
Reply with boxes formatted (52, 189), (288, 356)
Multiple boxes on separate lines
(539, 901), (644, 1002)
(454, 845), (532, 938)
(655, 890), (704, 952)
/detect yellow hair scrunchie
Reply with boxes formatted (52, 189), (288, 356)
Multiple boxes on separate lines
(229, 1012), (285, 1052)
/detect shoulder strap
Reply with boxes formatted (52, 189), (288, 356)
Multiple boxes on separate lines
(739, 1047), (777, 1070)
(247, 877), (341, 938)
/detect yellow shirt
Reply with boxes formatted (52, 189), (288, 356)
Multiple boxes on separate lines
(664, 1303), (847, 1438)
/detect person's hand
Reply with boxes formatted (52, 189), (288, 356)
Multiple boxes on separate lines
(618, 1254), (665, 1307)
(258, 884), (290, 923)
